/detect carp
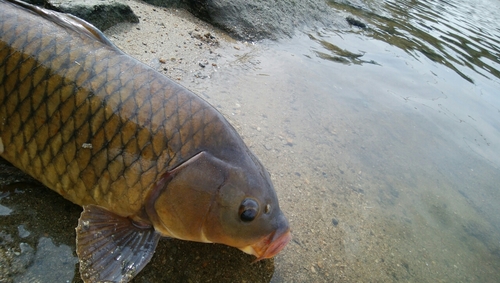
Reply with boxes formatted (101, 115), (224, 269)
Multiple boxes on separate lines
(0, 0), (291, 282)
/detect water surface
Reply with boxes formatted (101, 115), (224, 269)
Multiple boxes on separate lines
(198, 0), (500, 281)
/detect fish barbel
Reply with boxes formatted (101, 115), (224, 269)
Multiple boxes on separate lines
(0, 0), (291, 281)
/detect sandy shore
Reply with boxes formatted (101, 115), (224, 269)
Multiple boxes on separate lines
(104, 1), (254, 88)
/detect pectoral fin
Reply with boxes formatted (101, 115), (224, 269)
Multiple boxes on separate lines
(76, 205), (160, 283)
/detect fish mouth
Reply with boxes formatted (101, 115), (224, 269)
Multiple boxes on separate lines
(240, 227), (291, 261)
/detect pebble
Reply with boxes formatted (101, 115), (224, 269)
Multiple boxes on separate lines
(317, 261), (323, 269)
(17, 225), (30, 238)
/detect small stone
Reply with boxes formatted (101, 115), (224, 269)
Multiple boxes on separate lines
(332, 218), (339, 226)
(159, 58), (167, 64)
(195, 72), (208, 79)
(18, 225), (30, 238)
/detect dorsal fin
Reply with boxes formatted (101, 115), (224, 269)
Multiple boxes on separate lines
(6, 0), (124, 54)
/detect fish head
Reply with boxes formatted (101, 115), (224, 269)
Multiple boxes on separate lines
(149, 151), (291, 260)
(204, 156), (291, 260)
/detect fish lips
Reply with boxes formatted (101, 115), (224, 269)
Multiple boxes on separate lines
(240, 223), (291, 261)
(255, 228), (292, 261)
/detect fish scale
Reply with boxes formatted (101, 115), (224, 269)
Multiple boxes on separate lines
(0, 0), (233, 214)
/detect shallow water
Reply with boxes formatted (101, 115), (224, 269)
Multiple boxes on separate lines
(199, 0), (500, 281)
(1, 0), (499, 282)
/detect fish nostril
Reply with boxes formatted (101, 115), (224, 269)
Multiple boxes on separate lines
(264, 204), (271, 214)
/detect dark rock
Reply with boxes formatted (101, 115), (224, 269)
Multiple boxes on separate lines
(24, 0), (343, 41)
(143, 0), (342, 41)
(25, 0), (139, 31)
(346, 16), (367, 29)
(332, 218), (339, 226)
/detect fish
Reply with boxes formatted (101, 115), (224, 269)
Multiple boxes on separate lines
(0, 0), (291, 282)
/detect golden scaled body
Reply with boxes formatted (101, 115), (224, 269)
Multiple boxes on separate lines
(0, 0), (290, 282)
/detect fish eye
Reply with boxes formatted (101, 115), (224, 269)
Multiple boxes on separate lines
(239, 198), (259, 222)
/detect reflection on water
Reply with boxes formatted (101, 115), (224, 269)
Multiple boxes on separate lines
(327, 0), (500, 83)
(307, 33), (379, 65)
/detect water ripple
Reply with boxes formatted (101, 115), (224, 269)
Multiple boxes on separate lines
(327, 0), (500, 83)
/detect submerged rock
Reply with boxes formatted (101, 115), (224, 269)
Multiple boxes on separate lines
(143, 0), (342, 40)
(346, 16), (367, 29)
